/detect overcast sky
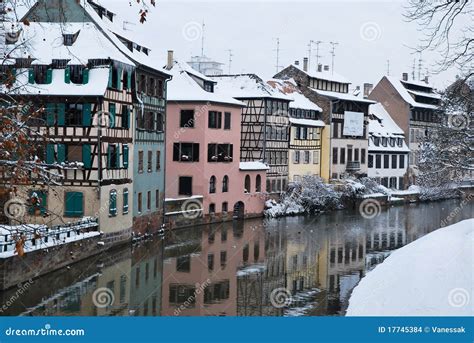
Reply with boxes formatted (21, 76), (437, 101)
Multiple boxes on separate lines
(96, 1), (467, 89)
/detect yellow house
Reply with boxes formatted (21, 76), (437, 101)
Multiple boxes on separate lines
(268, 79), (325, 182)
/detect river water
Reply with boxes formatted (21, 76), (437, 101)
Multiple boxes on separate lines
(1, 199), (472, 316)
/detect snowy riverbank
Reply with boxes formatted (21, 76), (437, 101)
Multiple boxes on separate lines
(346, 219), (473, 316)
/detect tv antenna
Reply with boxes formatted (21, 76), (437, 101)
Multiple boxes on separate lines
(274, 38), (283, 73)
(308, 40), (323, 71)
(227, 49), (233, 74)
(386, 59), (390, 76)
(329, 41), (338, 75)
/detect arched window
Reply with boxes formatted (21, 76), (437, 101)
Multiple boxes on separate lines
(255, 175), (262, 192)
(222, 175), (229, 193)
(209, 176), (216, 194)
(244, 175), (251, 193)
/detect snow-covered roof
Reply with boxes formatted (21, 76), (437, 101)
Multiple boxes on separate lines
(267, 79), (322, 112)
(400, 78), (435, 89)
(406, 89), (442, 100)
(167, 61), (244, 106)
(291, 64), (351, 84)
(239, 161), (269, 171)
(289, 118), (325, 127)
(385, 77), (439, 110)
(7, 22), (133, 66)
(80, 0), (171, 77)
(310, 88), (376, 104)
(210, 74), (292, 101)
(368, 103), (409, 152)
(2, 67), (110, 96)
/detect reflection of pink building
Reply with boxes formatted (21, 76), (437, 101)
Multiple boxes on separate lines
(165, 54), (267, 226)
(161, 221), (265, 316)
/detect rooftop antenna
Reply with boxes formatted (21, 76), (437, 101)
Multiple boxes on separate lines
(412, 58), (416, 80)
(329, 41), (338, 75)
(315, 40), (323, 68)
(227, 49), (233, 74)
(417, 52), (423, 81)
(386, 59), (390, 76)
(201, 21), (205, 57)
(274, 38), (283, 74)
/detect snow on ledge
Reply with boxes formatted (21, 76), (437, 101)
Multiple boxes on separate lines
(347, 219), (474, 316)
(239, 161), (270, 171)
(289, 118), (325, 127)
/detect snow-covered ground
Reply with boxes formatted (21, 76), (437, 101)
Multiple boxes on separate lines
(347, 219), (473, 316)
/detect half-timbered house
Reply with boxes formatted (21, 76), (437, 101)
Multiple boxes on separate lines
(78, 1), (172, 235)
(267, 79), (325, 182)
(210, 74), (292, 194)
(274, 64), (375, 181)
(164, 57), (267, 228)
(369, 74), (441, 185)
(1, 19), (135, 245)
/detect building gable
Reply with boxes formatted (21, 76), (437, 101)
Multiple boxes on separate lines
(23, 0), (92, 23)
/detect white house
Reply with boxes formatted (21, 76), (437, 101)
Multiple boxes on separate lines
(368, 103), (410, 190)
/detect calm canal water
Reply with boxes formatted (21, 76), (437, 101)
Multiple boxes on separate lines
(1, 199), (472, 316)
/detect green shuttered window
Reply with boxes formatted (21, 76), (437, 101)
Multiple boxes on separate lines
(82, 144), (92, 169)
(65, 192), (84, 217)
(123, 189), (129, 214)
(123, 145), (129, 169)
(109, 190), (117, 217)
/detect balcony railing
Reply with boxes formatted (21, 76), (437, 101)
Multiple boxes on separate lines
(346, 161), (361, 172)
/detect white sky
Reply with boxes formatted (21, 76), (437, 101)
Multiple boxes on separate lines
(56, 1), (474, 90)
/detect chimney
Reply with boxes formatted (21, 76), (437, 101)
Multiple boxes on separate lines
(295, 60), (300, 66)
(303, 57), (309, 72)
(317, 64), (322, 72)
(363, 83), (373, 98)
(402, 72), (408, 81)
(323, 65), (330, 71)
(167, 50), (174, 70)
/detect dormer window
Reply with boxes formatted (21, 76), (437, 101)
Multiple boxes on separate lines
(390, 138), (395, 147)
(382, 137), (387, 146)
(67, 65), (88, 84)
(398, 138), (403, 147)
(373, 137), (380, 146)
(204, 81), (214, 93)
(32, 65), (52, 84)
(63, 31), (80, 46)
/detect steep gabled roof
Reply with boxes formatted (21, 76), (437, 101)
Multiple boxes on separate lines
(385, 76), (439, 110)
(267, 79), (322, 112)
(210, 74), (292, 101)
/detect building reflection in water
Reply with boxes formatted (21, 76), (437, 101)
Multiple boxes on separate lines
(0, 199), (470, 317)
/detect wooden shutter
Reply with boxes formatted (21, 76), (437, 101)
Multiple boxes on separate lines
(82, 144), (92, 169)
(109, 103), (116, 128)
(123, 189), (129, 214)
(107, 145), (113, 168)
(82, 68), (89, 84)
(65, 192), (83, 217)
(109, 191), (117, 216)
(46, 144), (55, 164)
(65, 67), (71, 84)
(46, 69), (53, 84)
(82, 103), (92, 126)
(46, 103), (56, 126)
(116, 67), (122, 90)
(127, 72), (132, 90)
(123, 145), (129, 168)
(108, 66), (113, 88)
(28, 68), (35, 83)
(57, 144), (66, 163)
(57, 103), (66, 126)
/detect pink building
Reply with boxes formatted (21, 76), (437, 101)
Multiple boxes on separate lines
(165, 57), (267, 227)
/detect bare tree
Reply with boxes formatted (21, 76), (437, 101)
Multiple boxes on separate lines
(404, 0), (473, 76)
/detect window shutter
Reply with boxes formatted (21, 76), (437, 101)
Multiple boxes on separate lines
(107, 145), (112, 168)
(116, 67), (122, 90)
(127, 72), (132, 90)
(123, 189), (129, 214)
(122, 107), (130, 129)
(28, 68), (35, 84)
(82, 103), (92, 126)
(57, 144), (66, 163)
(46, 69), (53, 84)
(46, 103), (56, 126)
(123, 145), (129, 168)
(109, 191), (117, 216)
(46, 144), (55, 164)
(82, 68), (89, 84)
(108, 67), (113, 88)
(115, 145), (121, 168)
(57, 103), (66, 126)
(82, 144), (92, 169)
(173, 143), (180, 161)
(65, 67), (71, 84)
(65, 192), (83, 217)
(109, 103), (116, 128)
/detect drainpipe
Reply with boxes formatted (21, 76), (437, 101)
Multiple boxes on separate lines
(162, 75), (173, 230)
